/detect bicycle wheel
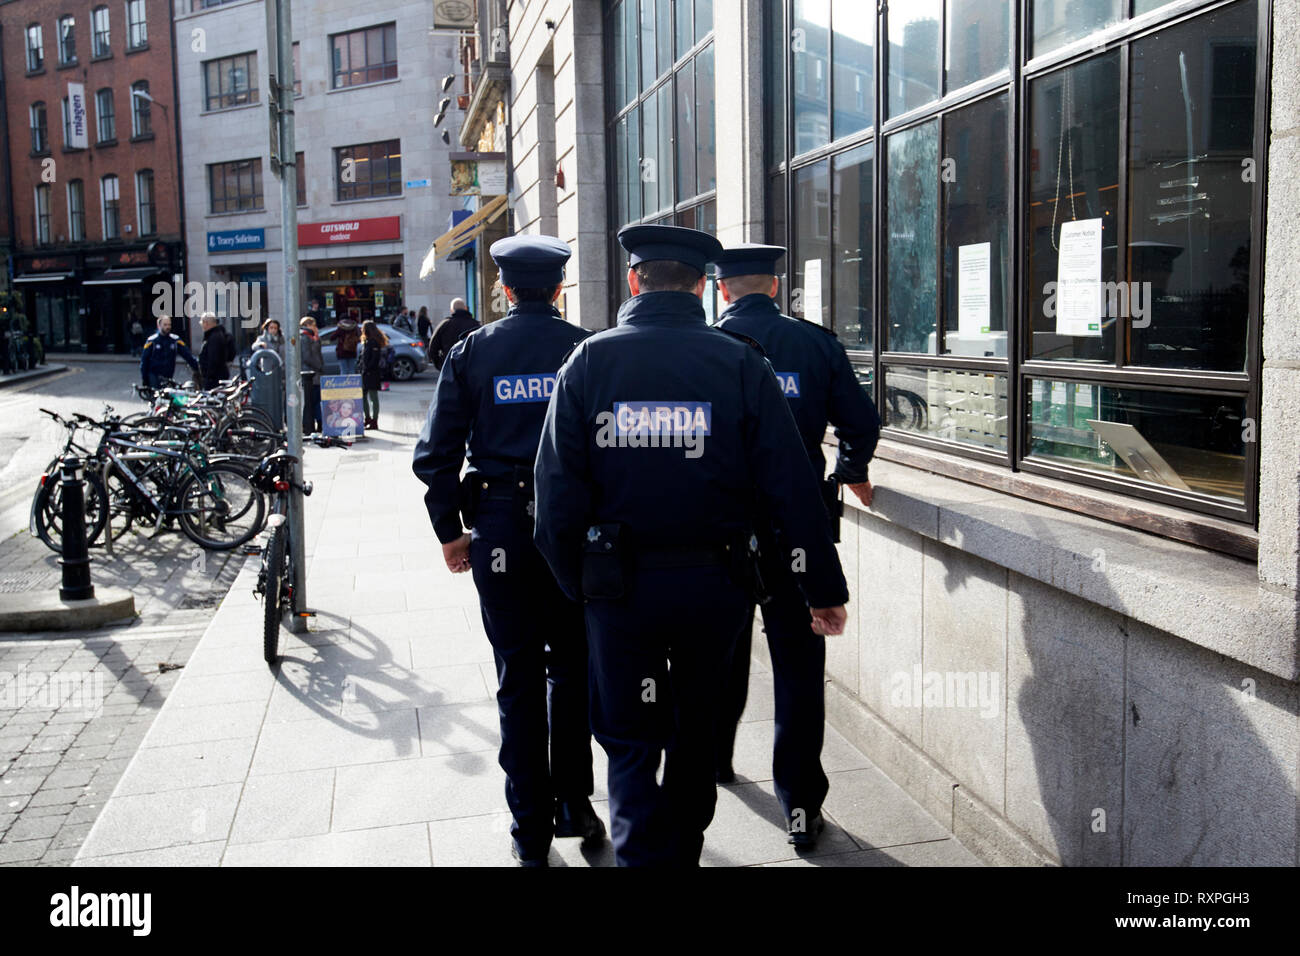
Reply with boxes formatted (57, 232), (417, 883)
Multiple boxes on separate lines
(262, 522), (287, 664)
(216, 417), (280, 458)
(103, 464), (153, 542)
(176, 463), (266, 550)
(32, 469), (109, 553)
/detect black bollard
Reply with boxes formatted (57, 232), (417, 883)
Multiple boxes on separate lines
(58, 454), (95, 601)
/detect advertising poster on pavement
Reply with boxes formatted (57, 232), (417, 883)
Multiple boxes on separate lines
(321, 374), (364, 438)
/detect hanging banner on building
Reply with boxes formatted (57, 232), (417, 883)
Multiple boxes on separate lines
(298, 216), (401, 246)
(66, 83), (89, 149)
(321, 374), (364, 438)
(449, 153), (507, 196)
(433, 0), (476, 29)
(1056, 218), (1103, 337)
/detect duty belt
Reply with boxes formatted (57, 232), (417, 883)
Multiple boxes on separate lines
(636, 543), (731, 570)
(478, 475), (533, 501)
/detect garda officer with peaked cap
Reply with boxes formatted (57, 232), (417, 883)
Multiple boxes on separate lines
(710, 243), (880, 848)
(533, 224), (851, 866)
(411, 235), (604, 867)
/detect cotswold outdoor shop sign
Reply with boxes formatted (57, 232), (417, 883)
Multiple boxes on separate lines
(298, 216), (401, 246)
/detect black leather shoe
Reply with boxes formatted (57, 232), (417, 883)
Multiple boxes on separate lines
(716, 764), (736, 784)
(511, 840), (549, 867)
(554, 799), (607, 845)
(787, 812), (825, 849)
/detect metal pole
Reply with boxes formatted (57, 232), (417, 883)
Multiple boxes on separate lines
(58, 455), (95, 601)
(271, 0), (307, 631)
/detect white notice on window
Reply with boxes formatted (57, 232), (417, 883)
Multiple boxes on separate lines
(1056, 218), (1103, 337)
(803, 260), (824, 326)
(957, 242), (992, 339)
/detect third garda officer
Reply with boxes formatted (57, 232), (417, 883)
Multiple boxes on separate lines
(533, 225), (850, 866)
(710, 243), (880, 848)
(411, 235), (604, 867)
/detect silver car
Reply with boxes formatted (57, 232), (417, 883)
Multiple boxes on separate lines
(317, 323), (429, 381)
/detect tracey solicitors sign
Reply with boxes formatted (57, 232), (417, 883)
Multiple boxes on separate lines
(298, 216), (401, 247)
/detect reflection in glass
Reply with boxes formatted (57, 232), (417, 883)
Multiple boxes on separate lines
(656, 0), (672, 78)
(656, 83), (675, 211)
(793, 159), (830, 326)
(696, 45), (717, 194)
(943, 93), (1009, 358)
(615, 115), (630, 226)
(676, 0), (693, 60)
(696, 0), (713, 42)
(641, 0), (658, 90)
(1026, 53), (1119, 363)
(677, 57), (697, 201)
(769, 171), (788, 309)
(887, 0), (941, 118)
(766, 2), (786, 168)
(885, 366), (1008, 450)
(1126, 2), (1256, 372)
(1032, 0), (1122, 58)
(612, 1), (627, 112)
(832, 0), (873, 140)
(832, 143), (872, 351)
(885, 120), (938, 353)
(624, 0), (639, 107)
(627, 105), (642, 222)
(945, 0), (1009, 90)
(641, 92), (659, 215)
(1133, 0), (1175, 12)
(793, 0), (831, 155)
(1027, 379), (1246, 503)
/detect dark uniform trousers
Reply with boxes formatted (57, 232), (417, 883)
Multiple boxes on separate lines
(586, 562), (749, 867)
(718, 559), (829, 821)
(468, 497), (593, 856)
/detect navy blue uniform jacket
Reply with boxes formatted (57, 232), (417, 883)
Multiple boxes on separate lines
(533, 290), (848, 610)
(412, 302), (590, 544)
(717, 293), (879, 482)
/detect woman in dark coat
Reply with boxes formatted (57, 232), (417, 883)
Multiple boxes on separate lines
(358, 320), (388, 430)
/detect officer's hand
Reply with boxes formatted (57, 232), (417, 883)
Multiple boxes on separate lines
(442, 533), (472, 574)
(809, 606), (847, 636)
(846, 481), (874, 508)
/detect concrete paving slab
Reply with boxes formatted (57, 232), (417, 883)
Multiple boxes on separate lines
(331, 754), (509, 831)
(250, 709), (421, 774)
(227, 768), (335, 846)
(77, 783), (242, 857)
(221, 823), (433, 866)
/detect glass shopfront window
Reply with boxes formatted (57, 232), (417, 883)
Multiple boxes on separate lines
(767, 0), (1266, 527)
(606, 0), (717, 307)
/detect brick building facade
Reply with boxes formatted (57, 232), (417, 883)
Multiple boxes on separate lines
(2, 0), (183, 352)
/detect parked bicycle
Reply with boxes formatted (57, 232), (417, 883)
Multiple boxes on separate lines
(250, 452), (312, 663)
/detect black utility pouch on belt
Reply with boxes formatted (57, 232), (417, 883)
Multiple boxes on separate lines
(730, 531), (773, 607)
(582, 523), (627, 600)
(822, 477), (843, 544)
(458, 473), (482, 530)
(511, 464), (536, 526)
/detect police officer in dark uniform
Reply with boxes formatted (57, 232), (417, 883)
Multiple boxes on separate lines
(140, 315), (199, 388)
(709, 244), (880, 848)
(533, 225), (850, 867)
(411, 235), (604, 867)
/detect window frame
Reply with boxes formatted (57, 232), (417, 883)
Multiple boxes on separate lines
(30, 102), (49, 154)
(764, 0), (1268, 529)
(95, 87), (116, 143)
(333, 139), (402, 201)
(136, 169), (156, 236)
(92, 6), (111, 58)
(57, 15), (77, 66)
(203, 52), (259, 112)
(26, 24), (44, 72)
(67, 179), (86, 241)
(125, 0), (147, 51)
(34, 184), (52, 246)
(329, 23), (398, 90)
(130, 80), (152, 137)
(207, 158), (264, 214)
(100, 174), (121, 240)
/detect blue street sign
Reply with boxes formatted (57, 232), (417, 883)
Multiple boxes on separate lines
(405, 179), (431, 189)
(207, 228), (266, 252)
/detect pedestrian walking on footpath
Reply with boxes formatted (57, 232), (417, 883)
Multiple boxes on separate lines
(140, 315), (199, 388)
(533, 225), (849, 867)
(300, 316), (325, 435)
(251, 318), (286, 363)
(129, 315), (145, 356)
(710, 243), (880, 849)
(416, 306), (433, 342)
(412, 235), (603, 867)
(197, 312), (235, 388)
(335, 314), (361, 375)
(428, 298), (479, 371)
(358, 320), (387, 431)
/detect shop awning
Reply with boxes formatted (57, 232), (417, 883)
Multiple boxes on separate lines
(13, 272), (73, 283)
(420, 194), (509, 278)
(82, 267), (160, 286)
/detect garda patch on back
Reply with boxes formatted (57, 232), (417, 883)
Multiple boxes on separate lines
(775, 372), (800, 397)
(595, 402), (712, 460)
(494, 373), (557, 404)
